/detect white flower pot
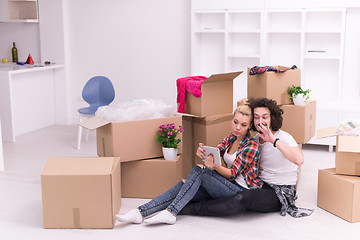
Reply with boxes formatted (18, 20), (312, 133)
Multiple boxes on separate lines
(162, 147), (178, 161)
(292, 93), (305, 106)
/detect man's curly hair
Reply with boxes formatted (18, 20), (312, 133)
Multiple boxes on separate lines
(249, 98), (283, 132)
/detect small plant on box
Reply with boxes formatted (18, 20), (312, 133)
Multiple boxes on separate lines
(156, 123), (184, 149)
(287, 85), (311, 100)
(287, 85), (311, 106)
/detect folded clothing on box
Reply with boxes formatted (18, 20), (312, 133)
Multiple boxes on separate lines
(337, 120), (360, 136)
(95, 98), (177, 122)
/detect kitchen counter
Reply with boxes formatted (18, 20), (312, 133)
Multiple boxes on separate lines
(0, 63), (65, 142)
(0, 62), (64, 73)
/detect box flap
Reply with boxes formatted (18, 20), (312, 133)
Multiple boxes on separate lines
(79, 116), (111, 130)
(317, 127), (338, 139)
(42, 157), (117, 176)
(204, 71), (242, 84)
(337, 135), (360, 153)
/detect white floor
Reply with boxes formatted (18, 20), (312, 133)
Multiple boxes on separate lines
(1, 125), (359, 240)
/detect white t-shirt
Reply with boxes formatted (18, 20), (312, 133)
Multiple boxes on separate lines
(254, 130), (299, 185)
(223, 150), (249, 189)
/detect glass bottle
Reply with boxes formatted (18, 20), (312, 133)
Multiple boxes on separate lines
(12, 42), (18, 63)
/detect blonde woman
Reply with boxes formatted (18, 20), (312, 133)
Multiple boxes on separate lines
(116, 99), (261, 225)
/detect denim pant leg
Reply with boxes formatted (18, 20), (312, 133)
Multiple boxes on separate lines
(198, 168), (245, 199)
(138, 180), (184, 218)
(167, 166), (244, 216)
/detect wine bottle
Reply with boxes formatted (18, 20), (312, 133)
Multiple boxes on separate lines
(12, 42), (18, 63)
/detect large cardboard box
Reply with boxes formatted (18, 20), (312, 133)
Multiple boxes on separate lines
(41, 157), (121, 229)
(247, 65), (301, 105)
(281, 101), (316, 144)
(184, 71), (242, 117)
(80, 115), (182, 162)
(317, 168), (360, 223)
(317, 127), (360, 176)
(193, 113), (233, 165)
(121, 156), (182, 199)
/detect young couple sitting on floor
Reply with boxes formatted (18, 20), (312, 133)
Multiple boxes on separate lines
(116, 97), (314, 225)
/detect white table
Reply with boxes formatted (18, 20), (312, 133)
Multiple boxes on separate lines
(0, 63), (64, 142)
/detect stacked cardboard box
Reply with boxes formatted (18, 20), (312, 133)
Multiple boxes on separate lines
(181, 71), (242, 170)
(82, 115), (186, 199)
(317, 127), (360, 223)
(247, 65), (316, 145)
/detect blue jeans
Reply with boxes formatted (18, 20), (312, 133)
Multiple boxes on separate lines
(138, 165), (245, 217)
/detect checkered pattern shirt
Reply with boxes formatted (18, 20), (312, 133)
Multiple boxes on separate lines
(249, 65), (297, 75)
(217, 132), (262, 189)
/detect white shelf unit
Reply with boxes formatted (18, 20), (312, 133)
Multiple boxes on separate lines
(0, 0), (38, 22)
(191, 6), (353, 147)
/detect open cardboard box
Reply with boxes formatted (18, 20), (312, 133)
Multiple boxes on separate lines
(80, 115), (183, 162)
(247, 65), (301, 105)
(281, 101), (316, 144)
(41, 157), (121, 229)
(121, 155), (182, 198)
(317, 127), (360, 176)
(317, 168), (360, 223)
(184, 71), (242, 118)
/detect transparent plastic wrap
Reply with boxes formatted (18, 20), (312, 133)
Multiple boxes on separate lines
(337, 120), (360, 136)
(95, 98), (177, 122)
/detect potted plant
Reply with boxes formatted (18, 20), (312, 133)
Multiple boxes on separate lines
(156, 123), (184, 160)
(287, 85), (311, 106)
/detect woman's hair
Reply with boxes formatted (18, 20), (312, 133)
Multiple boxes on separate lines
(249, 97), (283, 132)
(233, 98), (253, 122)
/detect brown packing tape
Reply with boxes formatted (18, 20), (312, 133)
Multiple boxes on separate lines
(73, 208), (80, 228)
(356, 161), (360, 175)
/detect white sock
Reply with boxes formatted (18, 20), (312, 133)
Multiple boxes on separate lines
(116, 209), (143, 224)
(144, 210), (176, 225)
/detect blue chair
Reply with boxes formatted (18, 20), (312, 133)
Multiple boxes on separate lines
(77, 76), (115, 149)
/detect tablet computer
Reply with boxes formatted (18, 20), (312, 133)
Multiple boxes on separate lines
(202, 146), (221, 165)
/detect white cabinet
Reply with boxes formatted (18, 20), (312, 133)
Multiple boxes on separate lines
(0, 0), (38, 22)
(191, 1), (359, 147)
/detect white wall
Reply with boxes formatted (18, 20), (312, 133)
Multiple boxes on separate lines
(64, 0), (191, 123)
(0, 23), (40, 62)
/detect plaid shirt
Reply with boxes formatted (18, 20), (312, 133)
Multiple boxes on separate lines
(217, 132), (262, 189)
(249, 65), (297, 75)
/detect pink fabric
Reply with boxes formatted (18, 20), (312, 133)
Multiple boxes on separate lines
(177, 76), (207, 113)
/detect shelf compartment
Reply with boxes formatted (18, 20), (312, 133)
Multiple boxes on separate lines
(266, 11), (302, 32)
(305, 10), (343, 32)
(228, 57), (260, 104)
(8, 0), (38, 21)
(227, 12), (261, 32)
(265, 32), (301, 66)
(302, 58), (340, 104)
(228, 32), (260, 57)
(192, 12), (225, 32)
(192, 32), (225, 75)
(304, 32), (341, 56)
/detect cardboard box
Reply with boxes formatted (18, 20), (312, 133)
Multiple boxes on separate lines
(193, 113), (233, 165)
(247, 65), (301, 105)
(184, 71), (242, 117)
(121, 156), (182, 199)
(80, 115), (182, 162)
(41, 157), (121, 229)
(281, 101), (316, 144)
(317, 168), (360, 223)
(317, 127), (360, 176)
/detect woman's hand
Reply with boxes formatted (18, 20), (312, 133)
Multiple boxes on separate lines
(204, 154), (216, 170)
(196, 143), (205, 160)
(257, 123), (276, 144)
